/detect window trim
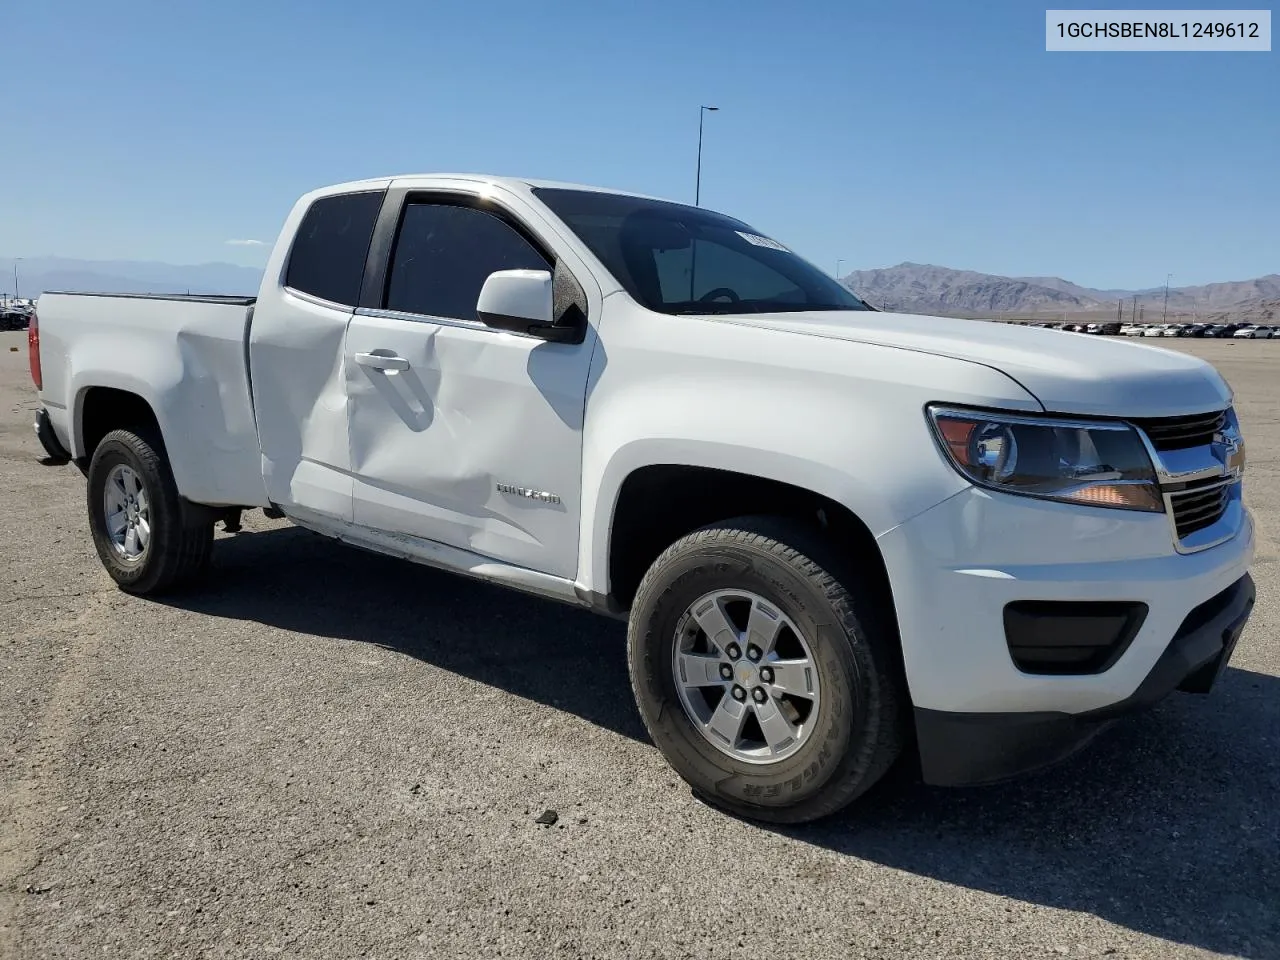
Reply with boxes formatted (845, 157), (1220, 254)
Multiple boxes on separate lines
(352, 305), (496, 334)
(369, 190), (564, 329)
(285, 286), (359, 313)
(282, 188), (386, 309)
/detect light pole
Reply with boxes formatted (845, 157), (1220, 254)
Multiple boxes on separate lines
(695, 105), (719, 207)
(836, 258), (846, 280)
(1162, 273), (1172, 323)
(13, 258), (21, 300)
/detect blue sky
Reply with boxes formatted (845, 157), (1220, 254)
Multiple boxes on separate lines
(1, 0), (1275, 288)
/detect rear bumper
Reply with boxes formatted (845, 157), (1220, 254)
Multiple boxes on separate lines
(915, 573), (1255, 786)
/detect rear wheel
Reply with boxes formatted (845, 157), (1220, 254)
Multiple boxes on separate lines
(86, 429), (213, 594)
(627, 516), (905, 824)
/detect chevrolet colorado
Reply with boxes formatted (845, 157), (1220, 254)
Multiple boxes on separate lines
(29, 174), (1256, 822)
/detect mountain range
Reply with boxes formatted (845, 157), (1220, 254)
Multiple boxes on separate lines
(3, 256), (1276, 324)
(842, 262), (1280, 321)
(1, 257), (263, 299)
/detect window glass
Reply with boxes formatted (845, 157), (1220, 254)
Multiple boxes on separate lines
(386, 203), (549, 320)
(534, 187), (870, 316)
(285, 191), (382, 306)
(654, 241), (804, 304)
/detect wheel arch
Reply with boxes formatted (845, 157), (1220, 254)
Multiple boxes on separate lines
(69, 348), (204, 502)
(76, 384), (165, 464)
(601, 458), (898, 634)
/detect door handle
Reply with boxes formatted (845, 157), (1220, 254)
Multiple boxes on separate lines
(354, 352), (411, 372)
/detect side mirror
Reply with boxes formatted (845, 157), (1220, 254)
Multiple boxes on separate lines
(477, 269), (555, 336)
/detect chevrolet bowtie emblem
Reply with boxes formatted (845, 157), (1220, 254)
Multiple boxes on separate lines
(1214, 430), (1246, 477)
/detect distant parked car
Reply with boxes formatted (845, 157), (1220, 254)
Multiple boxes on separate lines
(1161, 324), (1185, 337)
(0, 301), (34, 332)
(1183, 324), (1208, 338)
(1232, 326), (1270, 339)
(1207, 324), (1240, 338)
(1085, 323), (1102, 334)
(1122, 324), (1145, 336)
(1143, 325), (1168, 337)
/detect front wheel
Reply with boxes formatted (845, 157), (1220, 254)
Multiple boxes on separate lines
(86, 428), (213, 595)
(627, 517), (906, 824)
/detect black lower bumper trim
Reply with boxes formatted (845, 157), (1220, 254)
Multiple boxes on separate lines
(916, 572), (1255, 787)
(34, 408), (72, 464)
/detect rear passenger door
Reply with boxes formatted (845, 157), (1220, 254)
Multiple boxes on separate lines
(343, 188), (598, 579)
(250, 188), (385, 523)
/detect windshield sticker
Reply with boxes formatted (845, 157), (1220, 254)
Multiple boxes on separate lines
(735, 231), (789, 252)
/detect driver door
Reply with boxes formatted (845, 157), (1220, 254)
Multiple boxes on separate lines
(343, 193), (597, 580)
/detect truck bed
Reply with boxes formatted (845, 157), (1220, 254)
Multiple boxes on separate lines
(44, 291), (257, 306)
(36, 290), (270, 509)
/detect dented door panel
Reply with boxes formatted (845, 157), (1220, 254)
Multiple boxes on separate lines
(250, 292), (355, 521)
(344, 311), (592, 579)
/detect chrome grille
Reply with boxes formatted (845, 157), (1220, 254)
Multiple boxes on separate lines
(1130, 406), (1242, 553)
(1168, 479), (1232, 539)
(1130, 409), (1227, 451)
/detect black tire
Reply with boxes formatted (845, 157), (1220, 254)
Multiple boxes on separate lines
(627, 516), (905, 824)
(86, 428), (213, 595)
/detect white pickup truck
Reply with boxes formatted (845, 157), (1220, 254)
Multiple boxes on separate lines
(29, 174), (1255, 822)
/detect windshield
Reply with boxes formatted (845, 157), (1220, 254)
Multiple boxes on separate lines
(534, 188), (871, 316)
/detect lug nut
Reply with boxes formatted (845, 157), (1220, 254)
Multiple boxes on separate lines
(725, 643), (742, 660)
(752, 687), (767, 704)
(719, 663), (733, 681)
(731, 685), (746, 702)
(746, 644), (762, 662)
(759, 666), (774, 684)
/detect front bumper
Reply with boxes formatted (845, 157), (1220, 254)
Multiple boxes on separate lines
(875, 482), (1255, 786)
(877, 485), (1255, 716)
(914, 573), (1255, 786)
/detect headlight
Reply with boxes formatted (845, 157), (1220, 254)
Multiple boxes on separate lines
(928, 406), (1163, 512)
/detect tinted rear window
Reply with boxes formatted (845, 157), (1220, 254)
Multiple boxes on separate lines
(285, 191), (383, 306)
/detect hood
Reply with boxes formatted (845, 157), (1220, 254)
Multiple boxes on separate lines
(715, 310), (1231, 418)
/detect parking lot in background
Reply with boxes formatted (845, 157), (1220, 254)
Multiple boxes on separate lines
(1018, 320), (1277, 340)
(1, 331), (1276, 960)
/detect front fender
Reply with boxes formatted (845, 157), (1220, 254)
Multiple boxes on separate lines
(576, 314), (1043, 597)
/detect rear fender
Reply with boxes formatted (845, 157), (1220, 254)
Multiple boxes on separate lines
(69, 332), (258, 506)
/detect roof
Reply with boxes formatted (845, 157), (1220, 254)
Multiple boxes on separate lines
(323, 173), (682, 206)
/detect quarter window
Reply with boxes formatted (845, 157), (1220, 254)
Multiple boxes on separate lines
(385, 203), (550, 321)
(285, 191), (383, 306)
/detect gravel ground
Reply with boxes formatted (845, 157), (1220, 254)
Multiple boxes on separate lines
(1, 330), (1277, 960)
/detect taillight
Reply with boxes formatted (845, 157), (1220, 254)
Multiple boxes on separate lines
(28, 309), (41, 391)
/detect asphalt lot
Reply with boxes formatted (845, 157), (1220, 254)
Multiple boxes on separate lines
(1, 330), (1277, 960)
